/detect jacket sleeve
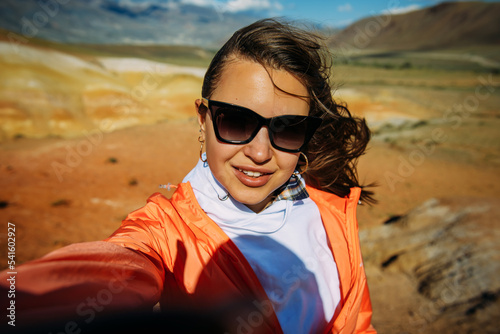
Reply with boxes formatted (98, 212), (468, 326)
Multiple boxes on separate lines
(354, 273), (377, 333)
(0, 199), (174, 328)
(0, 240), (165, 327)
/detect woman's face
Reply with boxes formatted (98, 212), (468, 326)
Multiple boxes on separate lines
(196, 59), (310, 213)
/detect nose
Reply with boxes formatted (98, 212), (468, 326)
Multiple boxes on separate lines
(242, 126), (273, 163)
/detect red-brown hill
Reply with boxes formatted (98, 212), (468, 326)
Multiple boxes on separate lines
(329, 1), (500, 51)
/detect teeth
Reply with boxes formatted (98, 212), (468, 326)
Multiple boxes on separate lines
(239, 169), (264, 178)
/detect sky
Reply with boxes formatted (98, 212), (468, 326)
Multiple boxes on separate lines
(180, 0), (500, 27)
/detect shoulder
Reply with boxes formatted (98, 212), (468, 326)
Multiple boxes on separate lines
(307, 186), (361, 215)
(119, 183), (222, 245)
(106, 183), (203, 256)
(126, 183), (198, 225)
(306, 186), (362, 245)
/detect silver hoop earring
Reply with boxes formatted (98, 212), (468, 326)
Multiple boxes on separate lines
(198, 134), (207, 162)
(293, 152), (309, 176)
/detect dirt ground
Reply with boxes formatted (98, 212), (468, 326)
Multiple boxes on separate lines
(2, 111), (497, 261)
(1, 83), (499, 333)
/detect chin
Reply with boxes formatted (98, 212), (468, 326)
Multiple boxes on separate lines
(232, 193), (273, 213)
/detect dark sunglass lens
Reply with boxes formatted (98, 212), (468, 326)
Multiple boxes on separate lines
(216, 108), (258, 142)
(271, 116), (308, 150)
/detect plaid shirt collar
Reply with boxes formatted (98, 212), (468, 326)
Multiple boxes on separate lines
(274, 174), (309, 202)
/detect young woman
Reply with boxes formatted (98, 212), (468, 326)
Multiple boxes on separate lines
(1, 19), (375, 333)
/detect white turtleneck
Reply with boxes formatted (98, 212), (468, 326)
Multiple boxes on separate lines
(183, 158), (341, 333)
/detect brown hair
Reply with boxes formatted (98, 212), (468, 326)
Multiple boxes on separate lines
(201, 18), (375, 203)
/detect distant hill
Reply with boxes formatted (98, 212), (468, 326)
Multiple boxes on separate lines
(0, 28), (215, 67)
(329, 1), (500, 52)
(0, 0), (260, 48)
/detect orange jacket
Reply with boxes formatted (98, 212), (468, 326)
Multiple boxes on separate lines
(0, 183), (375, 333)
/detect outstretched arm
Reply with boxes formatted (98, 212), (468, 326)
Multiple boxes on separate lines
(0, 241), (164, 329)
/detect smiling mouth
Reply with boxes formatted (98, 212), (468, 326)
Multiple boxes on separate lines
(237, 168), (269, 178)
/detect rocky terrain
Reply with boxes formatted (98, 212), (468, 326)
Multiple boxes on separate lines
(0, 40), (204, 141)
(361, 197), (500, 333)
(329, 1), (500, 52)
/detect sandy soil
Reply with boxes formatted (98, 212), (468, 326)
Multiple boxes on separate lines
(1, 104), (498, 260)
(0, 119), (200, 265)
(2, 112), (498, 333)
(1, 48), (499, 332)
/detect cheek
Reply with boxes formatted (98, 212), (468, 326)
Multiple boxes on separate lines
(205, 128), (234, 167)
(204, 122), (219, 157)
(268, 153), (300, 198)
(282, 162), (294, 173)
(276, 153), (300, 177)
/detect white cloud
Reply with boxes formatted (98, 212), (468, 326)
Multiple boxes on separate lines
(181, 0), (217, 6)
(224, 0), (283, 12)
(382, 4), (421, 15)
(337, 3), (352, 13)
(104, 0), (180, 11)
(179, 0), (283, 13)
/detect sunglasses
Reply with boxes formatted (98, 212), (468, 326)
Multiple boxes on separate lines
(201, 98), (322, 153)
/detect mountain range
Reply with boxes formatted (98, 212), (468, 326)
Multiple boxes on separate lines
(0, 0), (260, 48)
(329, 1), (500, 52)
(0, 1), (498, 51)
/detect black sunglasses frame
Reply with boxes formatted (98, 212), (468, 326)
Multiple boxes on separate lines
(201, 98), (322, 153)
